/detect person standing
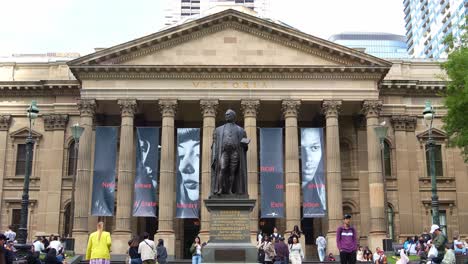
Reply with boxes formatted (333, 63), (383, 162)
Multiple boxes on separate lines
(430, 224), (447, 264)
(0, 234), (14, 264)
(263, 236), (276, 264)
(85, 221), (112, 264)
(190, 236), (203, 264)
(156, 239), (168, 264)
(289, 236), (304, 264)
(138, 232), (156, 264)
(4, 226), (16, 243)
(274, 237), (289, 264)
(128, 237), (142, 264)
(316, 234), (327, 262)
(336, 214), (358, 264)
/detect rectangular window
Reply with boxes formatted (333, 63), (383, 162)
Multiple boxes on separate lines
(15, 144), (34, 176)
(68, 141), (77, 176)
(11, 209), (21, 232)
(432, 210), (447, 235)
(426, 144), (443, 176)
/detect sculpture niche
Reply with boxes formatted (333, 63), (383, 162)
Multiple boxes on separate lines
(211, 109), (250, 197)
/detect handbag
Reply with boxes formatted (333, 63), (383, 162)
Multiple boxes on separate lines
(428, 245), (438, 259)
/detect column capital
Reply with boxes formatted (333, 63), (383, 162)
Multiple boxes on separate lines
(0, 115), (11, 131)
(405, 116), (417, 132)
(321, 100), (342, 118)
(43, 114), (69, 131)
(200, 99), (219, 118)
(159, 99), (177, 117)
(77, 99), (96, 117)
(118, 99), (137, 117)
(361, 100), (382, 118)
(281, 99), (301, 118)
(241, 99), (260, 118)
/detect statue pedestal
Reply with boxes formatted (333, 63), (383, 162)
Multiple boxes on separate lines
(202, 198), (257, 263)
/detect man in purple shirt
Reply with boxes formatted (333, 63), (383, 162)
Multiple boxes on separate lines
(336, 214), (358, 264)
(274, 237), (289, 264)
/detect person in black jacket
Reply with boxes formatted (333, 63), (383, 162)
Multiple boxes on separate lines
(44, 248), (62, 264)
(0, 234), (14, 264)
(156, 239), (167, 264)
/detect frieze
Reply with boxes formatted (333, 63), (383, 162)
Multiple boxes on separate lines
(0, 115), (11, 131)
(118, 99), (137, 117)
(159, 99), (177, 117)
(321, 100), (342, 118)
(200, 99), (219, 117)
(361, 100), (382, 118)
(281, 100), (301, 118)
(43, 114), (69, 131)
(241, 100), (260, 118)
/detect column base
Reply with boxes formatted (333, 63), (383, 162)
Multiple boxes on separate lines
(155, 232), (176, 260)
(368, 233), (386, 252)
(73, 232), (90, 255)
(327, 232), (338, 256)
(111, 232), (132, 255)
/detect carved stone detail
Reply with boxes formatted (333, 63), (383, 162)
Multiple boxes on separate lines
(281, 100), (301, 118)
(118, 99), (137, 117)
(361, 100), (382, 117)
(405, 116), (417, 132)
(321, 100), (342, 118)
(159, 99), (177, 117)
(241, 100), (260, 118)
(200, 99), (219, 117)
(43, 114), (69, 131)
(391, 115), (407, 131)
(0, 115), (11, 131)
(77, 99), (96, 117)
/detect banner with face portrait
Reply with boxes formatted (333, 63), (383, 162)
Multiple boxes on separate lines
(176, 128), (200, 218)
(259, 128), (285, 218)
(91, 127), (118, 216)
(133, 127), (160, 217)
(300, 128), (326, 218)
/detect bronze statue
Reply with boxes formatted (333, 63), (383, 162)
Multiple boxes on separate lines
(211, 109), (250, 196)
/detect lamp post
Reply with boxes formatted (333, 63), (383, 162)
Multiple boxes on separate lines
(374, 122), (389, 237)
(15, 100), (39, 257)
(423, 101), (439, 225)
(69, 124), (84, 243)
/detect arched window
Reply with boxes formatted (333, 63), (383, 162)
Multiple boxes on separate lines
(67, 140), (77, 176)
(384, 141), (392, 177)
(387, 204), (395, 241)
(63, 203), (71, 237)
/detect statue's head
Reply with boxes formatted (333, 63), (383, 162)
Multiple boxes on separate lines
(225, 109), (236, 123)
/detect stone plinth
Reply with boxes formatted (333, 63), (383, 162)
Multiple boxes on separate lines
(203, 198), (257, 263)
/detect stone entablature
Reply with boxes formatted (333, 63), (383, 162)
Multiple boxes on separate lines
(43, 114), (69, 131)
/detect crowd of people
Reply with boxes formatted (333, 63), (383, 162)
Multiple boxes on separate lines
(256, 226), (305, 264)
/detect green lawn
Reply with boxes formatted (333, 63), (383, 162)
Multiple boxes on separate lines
(387, 254), (420, 264)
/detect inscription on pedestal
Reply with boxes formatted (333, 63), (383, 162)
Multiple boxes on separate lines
(210, 210), (250, 242)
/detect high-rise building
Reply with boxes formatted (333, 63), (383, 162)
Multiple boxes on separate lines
(163, 0), (270, 26)
(404, 0), (467, 59)
(329, 32), (410, 59)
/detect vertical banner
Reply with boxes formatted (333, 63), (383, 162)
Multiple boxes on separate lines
(133, 127), (160, 217)
(300, 128), (326, 218)
(176, 128), (201, 218)
(260, 128), (285, 218)
(91, 127), (118, 216)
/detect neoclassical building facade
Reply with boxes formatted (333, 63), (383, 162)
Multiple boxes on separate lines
(0, 9), (466, 260)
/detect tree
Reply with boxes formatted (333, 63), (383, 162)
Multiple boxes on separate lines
(441, 18), (468, 161)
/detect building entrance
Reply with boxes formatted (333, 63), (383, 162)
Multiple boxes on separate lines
(182, 219), (200, 259)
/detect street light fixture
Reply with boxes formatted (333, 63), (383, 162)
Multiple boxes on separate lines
(15, 100), (39, 257)
(69, 123), (84, 246)
(374, 121), (389, 238)
(423, 101), (439, 225)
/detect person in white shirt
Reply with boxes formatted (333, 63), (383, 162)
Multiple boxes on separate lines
(33, 236), (45, 253)
(316, 234), (327, 262)
(48, 235), (63, 253)
(373, 247), (381, 263)
(138, 232), (156, 264)
(4, 226), (16, 242)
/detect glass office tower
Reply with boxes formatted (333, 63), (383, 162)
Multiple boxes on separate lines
(329, 32), (410, 59)
(404, 0), (467, 59)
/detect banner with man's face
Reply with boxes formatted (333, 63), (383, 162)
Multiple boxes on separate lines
(176, 128), (200, 218)
(91, 126), (118, 216)
(133, 127), (160, 217)
(300, 128), (326, 218)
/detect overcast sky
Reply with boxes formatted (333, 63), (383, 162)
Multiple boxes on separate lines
(0, 0), (406, 56)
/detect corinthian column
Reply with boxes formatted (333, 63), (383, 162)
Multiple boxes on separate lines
(157, 99), (177, 260)
(282, 100), (301, 231)
(362, 100), (386, 251)
(73, 99), (96, 254)
(322, 100), (343, 255)
(241, 99), (260, 244)
(113, 99), (137, 253)
(199, 99), (218, 244)
(0, 115), (11, 220)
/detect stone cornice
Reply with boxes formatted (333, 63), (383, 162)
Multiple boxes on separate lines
(0, 80), (80, 97)
(281, 100), (301, 118)
(117, 99), (137, 117)
(159, 99), (177, 118)
(241, 99), (260, 118)
(200, 99), (219, 118)
(43, 114), (69, 131)
(0, 115), (11, 131)
(361, 100), (383, 118)
(380, 80), (446, 96)
(321, 100), (342, 118)
(72, 65), (386, 80)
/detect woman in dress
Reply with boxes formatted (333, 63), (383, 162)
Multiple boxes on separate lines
(85, 222), (112, 264)
(289, 235), (304, 264)
(190, 236), (203, 264)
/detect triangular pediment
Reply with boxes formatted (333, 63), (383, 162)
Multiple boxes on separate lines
(10, 127), (43, 140)
(69, 9), (391, 69)
(416, 128), (447, 140)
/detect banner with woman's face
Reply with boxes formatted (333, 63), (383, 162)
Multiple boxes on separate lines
(300, 128), (326, 217)
(176, 128), (200, 218)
